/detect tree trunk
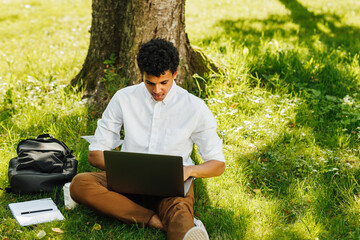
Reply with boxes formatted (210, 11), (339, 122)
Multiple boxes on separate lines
(71, 0), (215, 101)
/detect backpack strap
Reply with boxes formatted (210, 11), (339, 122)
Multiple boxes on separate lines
(0, 187), (12, 193)
(55, 186), (62, 205)
(2, 185), (63, 205)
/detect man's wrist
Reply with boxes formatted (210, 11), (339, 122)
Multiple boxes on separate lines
(187, 165), (195, 178)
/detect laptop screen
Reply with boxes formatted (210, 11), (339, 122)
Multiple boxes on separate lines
(104, 151), (187, 197)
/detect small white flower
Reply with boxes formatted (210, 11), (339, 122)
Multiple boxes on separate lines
(228, 109), (238, 115)
(224, 92), (235, 98)
(345, 163), (352, 168)
(243, 47), (249, 56)
(248, 143), (255, 148)
(244, 120), (251, 125)
(343, 95), (354, 105)
(233, 126), (243, 133)
(209, 98), (224, 104)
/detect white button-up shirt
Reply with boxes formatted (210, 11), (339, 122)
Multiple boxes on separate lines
(89, 82), (225, 166)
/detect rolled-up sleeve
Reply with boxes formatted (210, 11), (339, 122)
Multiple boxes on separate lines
(89, 92), (124, 151)
(191, 103), (225, 163)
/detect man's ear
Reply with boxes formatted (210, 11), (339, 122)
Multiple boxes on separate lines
(173, 68), (179, 79)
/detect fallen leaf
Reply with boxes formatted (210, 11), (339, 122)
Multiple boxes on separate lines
(93, 223), (101, 231)
(307, 197), (310, 203)
(252, 189), (261, 194)
(51, 228), (63, 234)
(275, 178), (281, 181)
(36, 230), (46, 239)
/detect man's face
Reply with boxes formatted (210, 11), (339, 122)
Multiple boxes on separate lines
(144, 69), (178, 101)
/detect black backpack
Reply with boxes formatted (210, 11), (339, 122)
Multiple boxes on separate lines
(7, 134), (78, 194)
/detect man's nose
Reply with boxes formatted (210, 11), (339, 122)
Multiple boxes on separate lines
(154, 84), (161, 93)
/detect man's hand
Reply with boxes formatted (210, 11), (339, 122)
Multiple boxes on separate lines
(88, 151), (105, 170)
(183, 165), (191, 181)
(183, 160), (225, 181)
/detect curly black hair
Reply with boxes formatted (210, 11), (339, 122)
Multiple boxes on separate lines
(137, 38), (179, 77)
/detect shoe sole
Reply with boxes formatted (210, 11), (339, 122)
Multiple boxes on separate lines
(183, 227), (209, 240)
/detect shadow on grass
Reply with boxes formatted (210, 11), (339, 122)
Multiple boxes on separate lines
(203, 0), (360, 149)
(205, 0), (360, 54)
(236, 128), (360, 239)
(193, 178), (239, 239)
(199, 1), (360, 238)
(279, 0), (360, 52)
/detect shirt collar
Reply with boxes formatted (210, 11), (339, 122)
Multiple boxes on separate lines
(142, 80), (177, 105)
(142, 82), (153, 102)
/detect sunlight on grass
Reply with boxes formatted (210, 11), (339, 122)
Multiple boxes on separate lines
(1, 0), (360, 239)
(187, 0), (360, 238)
(0, 1), (93, 237)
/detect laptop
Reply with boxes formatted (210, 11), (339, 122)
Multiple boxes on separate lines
(104, 151), (193, 197)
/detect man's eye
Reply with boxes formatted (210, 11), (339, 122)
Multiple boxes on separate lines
(146, 81), (155, 85)
(161, 81), (168, 85)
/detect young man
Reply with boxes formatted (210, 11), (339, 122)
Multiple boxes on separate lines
(70, 39), (225, 240)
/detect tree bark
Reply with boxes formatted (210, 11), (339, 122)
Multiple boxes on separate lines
(71, 0), (215, 100)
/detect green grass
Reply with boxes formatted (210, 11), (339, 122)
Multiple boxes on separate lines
(1, 0), (360, 239)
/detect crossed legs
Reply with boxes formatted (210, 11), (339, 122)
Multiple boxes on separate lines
(70, 171), (195, 240)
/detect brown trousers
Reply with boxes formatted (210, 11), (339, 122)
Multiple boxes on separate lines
(70, 171), (195, 240)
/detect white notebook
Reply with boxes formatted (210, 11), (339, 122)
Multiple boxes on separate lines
(8, 198), (64, 226)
